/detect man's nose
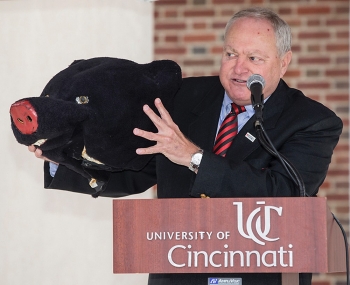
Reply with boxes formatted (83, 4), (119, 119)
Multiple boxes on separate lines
(233, 57), (249, 74)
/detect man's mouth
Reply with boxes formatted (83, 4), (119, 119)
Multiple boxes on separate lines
(232, 79), (247, 84)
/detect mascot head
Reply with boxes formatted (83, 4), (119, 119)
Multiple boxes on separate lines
(10, 57), (182, 196)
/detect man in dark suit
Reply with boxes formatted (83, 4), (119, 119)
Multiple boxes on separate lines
(30, 7), (342, 285)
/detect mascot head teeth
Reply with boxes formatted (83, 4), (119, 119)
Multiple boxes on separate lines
(33, 138), (47, 147)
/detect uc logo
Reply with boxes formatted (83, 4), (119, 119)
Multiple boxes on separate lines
(233, 201), (282, 245)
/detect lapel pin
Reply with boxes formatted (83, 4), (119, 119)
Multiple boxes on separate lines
(245, 132), (256, 142)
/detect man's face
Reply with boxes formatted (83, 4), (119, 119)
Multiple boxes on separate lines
(219, 17), (292, 106)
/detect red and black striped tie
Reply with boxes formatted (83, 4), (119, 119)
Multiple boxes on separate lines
(213, 103), (246, 157)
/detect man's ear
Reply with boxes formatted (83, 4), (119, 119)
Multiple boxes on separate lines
(280, 51), (292, 77)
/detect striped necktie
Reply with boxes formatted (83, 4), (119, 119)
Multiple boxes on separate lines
(213, 103), (246, 157)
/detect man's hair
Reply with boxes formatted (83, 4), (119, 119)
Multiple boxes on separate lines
(224, 7), (292, 57)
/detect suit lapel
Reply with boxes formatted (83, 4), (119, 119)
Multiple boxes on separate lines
(188, 81), (224, 151)
(225, 80), (289, 162)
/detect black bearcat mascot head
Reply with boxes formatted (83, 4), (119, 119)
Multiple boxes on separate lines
(10, 57), (182, 197)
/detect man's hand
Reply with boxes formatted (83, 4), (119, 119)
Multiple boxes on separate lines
(28, 145), (58, 165)
(133, 98), (200, 167)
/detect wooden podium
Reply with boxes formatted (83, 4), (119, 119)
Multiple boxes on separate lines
(113, 197), (347, 285)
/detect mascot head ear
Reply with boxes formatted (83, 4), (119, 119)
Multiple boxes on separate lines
(70, 59), (84, 66)
(145, 60), (182, 94)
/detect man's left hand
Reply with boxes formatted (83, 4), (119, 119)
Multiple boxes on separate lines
(133, 98), (199, 167)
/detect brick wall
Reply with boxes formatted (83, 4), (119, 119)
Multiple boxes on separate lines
(154, 0), (349, 284)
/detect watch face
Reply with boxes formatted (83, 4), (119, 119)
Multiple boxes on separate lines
(192, 153), (202, 165)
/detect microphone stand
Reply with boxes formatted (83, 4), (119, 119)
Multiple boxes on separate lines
(254, 120), (307, 197)
(251, 94), (307, 197)
(252, 87), (349, 284)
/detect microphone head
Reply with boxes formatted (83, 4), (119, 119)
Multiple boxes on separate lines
(246, 74), (265, 90)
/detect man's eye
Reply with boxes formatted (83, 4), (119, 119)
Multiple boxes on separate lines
(250, 56), (261, 62)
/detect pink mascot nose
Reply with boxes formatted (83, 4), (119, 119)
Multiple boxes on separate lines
(10, 100), (38, 134)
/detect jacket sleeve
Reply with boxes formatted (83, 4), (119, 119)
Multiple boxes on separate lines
(44, 156), (157, 198)
(190, 115), (343, 198)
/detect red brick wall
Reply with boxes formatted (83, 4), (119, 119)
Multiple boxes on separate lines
(154, 1), (349, 284)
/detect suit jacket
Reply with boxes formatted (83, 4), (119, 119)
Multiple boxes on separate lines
(45, 76), (342, 285)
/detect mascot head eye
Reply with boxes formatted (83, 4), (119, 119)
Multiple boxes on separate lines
(76, 96), (89, 104)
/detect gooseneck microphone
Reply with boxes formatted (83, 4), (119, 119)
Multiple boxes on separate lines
(247, 74), (306, 197)
(247, 74), (265, 121)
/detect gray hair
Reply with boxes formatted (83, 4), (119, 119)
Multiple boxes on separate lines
(224, 7), (292, 57)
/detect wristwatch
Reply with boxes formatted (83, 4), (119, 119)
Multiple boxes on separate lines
(189, 149), (203, 173)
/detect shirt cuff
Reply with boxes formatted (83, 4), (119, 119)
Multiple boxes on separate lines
(49, 162), (58, 177)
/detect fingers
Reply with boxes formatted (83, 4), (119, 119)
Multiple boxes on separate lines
(142, 98), (174, 130)
(154, 98), (172, 124)
(142, 104), (161, 128)
(34, 148), (43, 158)
(28, 145), (42, 157)
(28, 144), (55, 163)
(28, 145), (36, 152)
(133, 128), (157, 143)
(135, 145), (157, 155)
(134, 98), (185, 159)
(134, 99), (199, 166)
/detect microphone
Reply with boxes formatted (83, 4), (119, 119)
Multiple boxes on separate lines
(247, 74), (265, 121)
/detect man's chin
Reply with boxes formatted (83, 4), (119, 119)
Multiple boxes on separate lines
(225, 90), (251, 106)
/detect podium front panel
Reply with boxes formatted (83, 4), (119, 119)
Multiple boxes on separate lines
(113, 197), (333, 274)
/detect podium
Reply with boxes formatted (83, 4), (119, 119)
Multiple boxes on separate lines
(113, 197), (347, 285)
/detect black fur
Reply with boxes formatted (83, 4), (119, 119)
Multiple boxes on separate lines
(10, 57), (182, 195)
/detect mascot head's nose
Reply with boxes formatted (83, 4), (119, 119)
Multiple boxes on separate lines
(10, 100), (38, 134)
